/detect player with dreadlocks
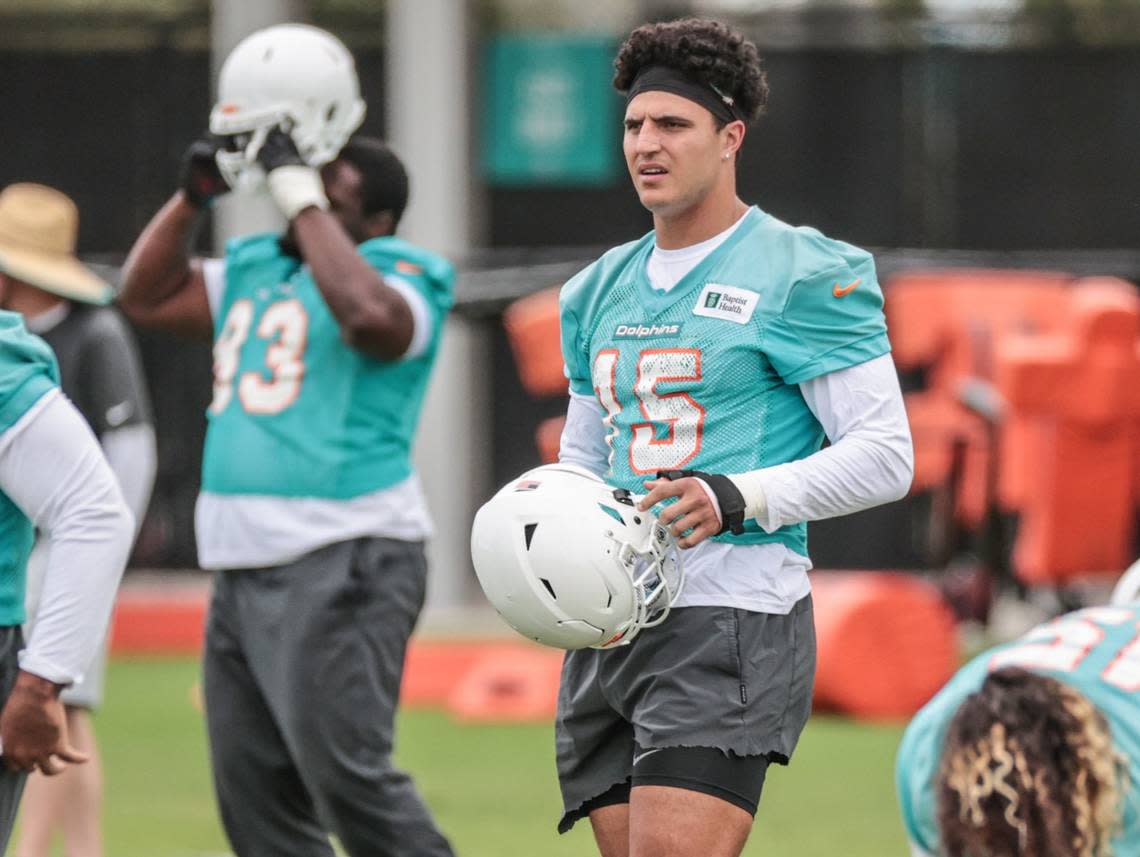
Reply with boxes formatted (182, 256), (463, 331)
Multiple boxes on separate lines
(897, 595), (1140, 856)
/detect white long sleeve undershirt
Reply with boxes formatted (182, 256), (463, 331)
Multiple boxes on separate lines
(100, 423), (157, 534)
(0, 391), (133, 684)
(730, 352), (914, 530)
(561, 353), (913, 528)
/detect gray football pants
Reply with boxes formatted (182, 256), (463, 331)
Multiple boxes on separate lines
(0, 626), (26, 854)
(203, 537), (454, 857)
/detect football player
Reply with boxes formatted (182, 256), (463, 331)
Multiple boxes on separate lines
(0, 305), (133, 852)
(553, 17), (914, 857)
(117, 24), (455, 857)
(896, 583), (1140, 857)
(0, 181), (156, 857)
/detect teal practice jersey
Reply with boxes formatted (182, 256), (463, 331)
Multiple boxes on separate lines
(202, 234), (455, 499)
(897, 604), (1140, 854)
(0, 311), (60, 624)
(559, 206), (890, 554)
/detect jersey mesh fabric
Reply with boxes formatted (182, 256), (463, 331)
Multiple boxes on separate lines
(897, 603), (1140, 854)
(560, 207), (890, 555)
(0, 312), (60, 624)
(201, 233), (454, 500)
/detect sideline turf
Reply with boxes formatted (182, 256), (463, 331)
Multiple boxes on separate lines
(68, 658), (910, 856)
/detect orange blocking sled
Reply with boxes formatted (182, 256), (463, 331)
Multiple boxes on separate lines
(995, 283), (1140, 586)
(811, 572), (958, 721)
(446, 645), (564, 723)
(110, 587), (208, 655)
(502, 286), (566, 398)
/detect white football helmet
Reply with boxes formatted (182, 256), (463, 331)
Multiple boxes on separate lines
(470, 464), (684, 650)
(209, 23), (367, 191)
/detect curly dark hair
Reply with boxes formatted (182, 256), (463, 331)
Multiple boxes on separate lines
(937, 668), (1128, 857)
(612, 18), (768, 125)
(338, 135), (409, 228)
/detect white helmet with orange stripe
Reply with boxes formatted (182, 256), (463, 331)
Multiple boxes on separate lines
(470, 464), (684, 650)
(209, 23), (366, 191)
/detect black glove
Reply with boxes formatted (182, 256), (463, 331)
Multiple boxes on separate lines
(255, 126), (306, 173)
(179, 135), (230, 208)
(656, 469), (747, 536)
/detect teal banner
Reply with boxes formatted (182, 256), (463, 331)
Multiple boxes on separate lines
(482, 34), (621, 186)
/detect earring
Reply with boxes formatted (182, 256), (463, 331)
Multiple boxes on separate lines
(722, 153), (731, 160)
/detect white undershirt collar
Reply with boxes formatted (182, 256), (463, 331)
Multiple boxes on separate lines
(25, 302), (71, 334)
(648, 210), (750, 293)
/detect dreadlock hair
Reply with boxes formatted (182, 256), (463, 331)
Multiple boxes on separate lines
(337, 136), (409, 230)
(612, 18), (769, 127)
(937, 667), (1128, 857)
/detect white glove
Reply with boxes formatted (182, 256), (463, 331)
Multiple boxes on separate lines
(266, 165), (329, 221)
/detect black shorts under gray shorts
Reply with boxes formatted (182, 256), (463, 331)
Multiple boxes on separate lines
(555, 596), (816, 833)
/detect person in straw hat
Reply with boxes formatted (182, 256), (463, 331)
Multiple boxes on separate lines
(0, 182), (156, 857)
(0, 186), (134, 853)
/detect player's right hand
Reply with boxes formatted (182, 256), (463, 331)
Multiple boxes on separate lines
(179, 135), (230, 208)
(0, 671), (88, 775)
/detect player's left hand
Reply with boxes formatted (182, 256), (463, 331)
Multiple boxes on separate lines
(257, 126), (330, 221)
(638, 477), (722, 549)
(0, 671), (88, 776)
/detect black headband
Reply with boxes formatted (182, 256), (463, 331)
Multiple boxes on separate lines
(626, 65), (744, 125)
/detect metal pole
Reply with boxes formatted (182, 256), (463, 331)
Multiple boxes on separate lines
(210, 0), (310, 243)
(387, 0), (489, 612)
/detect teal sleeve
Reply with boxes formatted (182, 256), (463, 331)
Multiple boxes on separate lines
(360, 247), (457, 342)
(0, 373), (55, 437)
(764, 256), (890, 384)
(559, 304), (591, 397)
(896, 714), (942, 853)
(0, 321), (60, 434)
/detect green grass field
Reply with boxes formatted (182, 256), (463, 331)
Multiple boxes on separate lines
(78, 657), (910, 856)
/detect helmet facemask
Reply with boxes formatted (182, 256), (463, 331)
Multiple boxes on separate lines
(598, 505), (684, 648)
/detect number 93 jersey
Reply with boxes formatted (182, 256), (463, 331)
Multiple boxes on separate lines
(559, 206), (890, 555)
(896, 604), (1140, 855)
(202, 233), (454, 500)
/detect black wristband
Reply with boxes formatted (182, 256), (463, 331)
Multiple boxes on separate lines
(655, 469), (747, 536)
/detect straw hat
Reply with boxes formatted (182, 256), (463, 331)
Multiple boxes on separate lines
(0, 183), (112, 305)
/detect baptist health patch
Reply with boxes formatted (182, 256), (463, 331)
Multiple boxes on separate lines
(693, 284), (759, 324)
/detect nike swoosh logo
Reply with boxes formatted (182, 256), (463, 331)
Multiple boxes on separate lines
(632, 748), (663, 767)
(832, 278), (862, 297)
(105, 401), (133, 428)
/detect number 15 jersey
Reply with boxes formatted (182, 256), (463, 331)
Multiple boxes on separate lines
(559, 206), (890, 557)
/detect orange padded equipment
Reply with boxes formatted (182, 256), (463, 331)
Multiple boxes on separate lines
(886, 269), (1072, 378)
(110, 587), (208, 655)
(886, 270), (1074, 534)
(401, 641), (492, 708)
(535, 415), (565, 464)
(995, 284), (1140, 586)
(446, 644), (563, 723)
(811, 571), (958, 721)
(503, 286), (570, 461)
(502, 286), (566, 398)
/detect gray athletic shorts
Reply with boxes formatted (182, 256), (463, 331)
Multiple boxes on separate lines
(555, 596), (816, 832)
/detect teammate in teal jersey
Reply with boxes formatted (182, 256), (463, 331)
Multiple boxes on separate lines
(896, 592), (1140, 857)
(117, 24), (455, 857)
(553, 18), (913, 857)
(0, 310), (132, 852)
